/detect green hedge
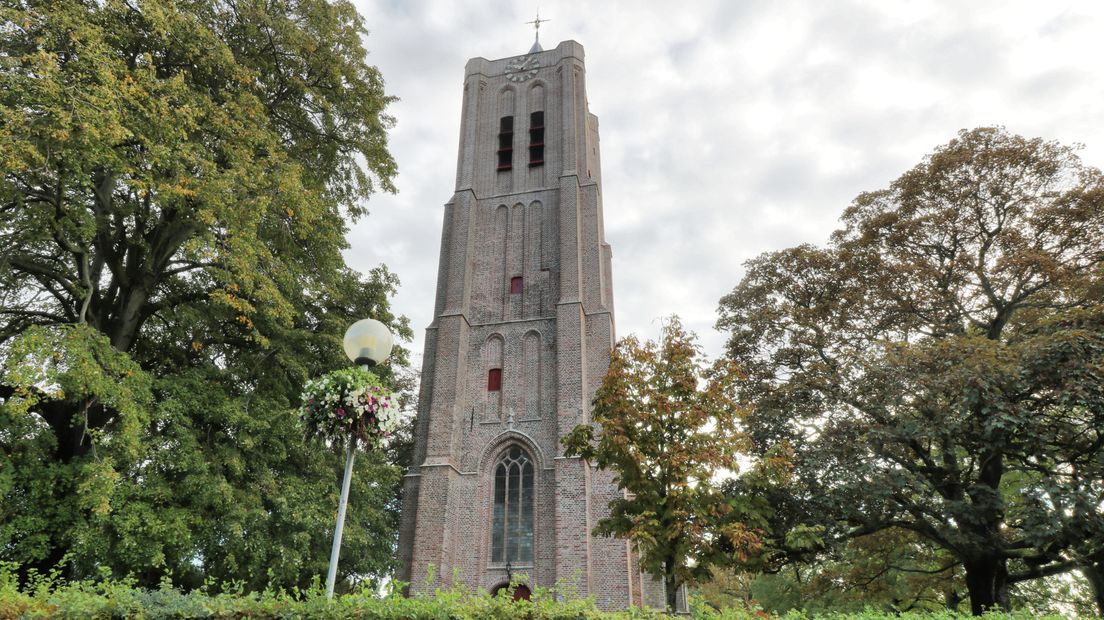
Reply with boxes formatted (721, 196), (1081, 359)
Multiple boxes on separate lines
(0, 567), (1067, 620)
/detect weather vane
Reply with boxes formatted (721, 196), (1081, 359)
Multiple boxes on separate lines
(526, 9), (550, 46)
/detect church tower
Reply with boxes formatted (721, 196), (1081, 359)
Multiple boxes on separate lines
(397, 39), (641, 608)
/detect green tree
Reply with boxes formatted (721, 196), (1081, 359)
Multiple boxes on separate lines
(753, 530), (960, 614)
(563, 317), (767, 612)
(717, 128), (1104, 615)
(0, 0), (409, 589)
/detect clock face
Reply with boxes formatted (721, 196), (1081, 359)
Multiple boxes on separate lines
(505, 56), (540, 83)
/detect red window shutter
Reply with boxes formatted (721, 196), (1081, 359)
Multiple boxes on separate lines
(487, 368), (502, 391)
(510, 276), (523, 294)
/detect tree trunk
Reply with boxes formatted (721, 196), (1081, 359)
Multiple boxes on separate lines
(944, 586), (962, 611)
(963, 556), (1010, 616)
(961, 448), (1009, 615)
(664, 556), (679, 613)
(39, 398), (94, 463)
(1081, 563), (1104, 618)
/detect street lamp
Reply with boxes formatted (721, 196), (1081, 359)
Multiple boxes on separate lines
(342, 318), (394, 368)
(325, 318), (394, 598)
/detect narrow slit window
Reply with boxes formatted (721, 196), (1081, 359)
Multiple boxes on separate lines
(487, 368), (502, 391)
(497, 116), (513, 170)
(528, 111), (544, 166)
(510, 276), (523, 294)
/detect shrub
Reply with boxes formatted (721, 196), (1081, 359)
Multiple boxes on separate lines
(0, 565), (1071, 619)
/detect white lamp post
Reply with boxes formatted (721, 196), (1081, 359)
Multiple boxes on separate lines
(326, 318), (394, 598)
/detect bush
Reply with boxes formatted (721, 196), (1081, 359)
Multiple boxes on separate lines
(0, 565), (1070, 619)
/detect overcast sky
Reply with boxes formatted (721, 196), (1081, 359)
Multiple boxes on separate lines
(344, 0), (1104, 365)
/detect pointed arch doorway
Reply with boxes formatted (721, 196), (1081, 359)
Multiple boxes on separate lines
(492, 582), (532, 601)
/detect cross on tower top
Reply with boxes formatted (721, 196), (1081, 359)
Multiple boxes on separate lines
(525, 10), (550, 53)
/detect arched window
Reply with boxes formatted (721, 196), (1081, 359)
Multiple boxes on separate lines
(491, 446), (534, 563)
(528, 84), (544, 167)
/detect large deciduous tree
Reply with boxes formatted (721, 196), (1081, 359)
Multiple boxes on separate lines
(697, 530), (962, 615)
(0, 0), (410, 589)
(717, 128), (1104, 615)
(563, 317), (767, 612)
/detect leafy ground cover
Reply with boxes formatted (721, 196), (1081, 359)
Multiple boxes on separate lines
(0, 566), (1068, 620)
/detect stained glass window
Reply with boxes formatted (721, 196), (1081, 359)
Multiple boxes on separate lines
(491, 446), (534, 563)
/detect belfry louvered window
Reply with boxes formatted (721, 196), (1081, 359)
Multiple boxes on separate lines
(497, 116), (513, 170)
(491, 446), (534, 563)
(528, 111), (544, 166)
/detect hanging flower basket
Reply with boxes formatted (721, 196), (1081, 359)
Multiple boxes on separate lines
(299, 367), (398, 448)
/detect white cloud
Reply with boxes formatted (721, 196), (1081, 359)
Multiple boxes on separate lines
(347, 0), (1104, 363)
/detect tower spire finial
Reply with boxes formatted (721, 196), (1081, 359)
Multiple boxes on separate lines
(525, 10), (549, 54)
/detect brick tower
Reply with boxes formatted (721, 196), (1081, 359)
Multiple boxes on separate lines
(396, 40), (643, 608)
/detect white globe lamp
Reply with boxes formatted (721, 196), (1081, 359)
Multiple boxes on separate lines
(342, 318), (393, 368)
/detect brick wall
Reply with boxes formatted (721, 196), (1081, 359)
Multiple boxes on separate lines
(398, 40), (634, 609)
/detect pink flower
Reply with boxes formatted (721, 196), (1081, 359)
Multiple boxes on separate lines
(337, 408), (345, 417)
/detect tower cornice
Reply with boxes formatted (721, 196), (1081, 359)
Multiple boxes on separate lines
(464, 40), (585, 80)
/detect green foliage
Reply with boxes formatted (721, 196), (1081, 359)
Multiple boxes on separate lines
(0, 566), (1074, 620)
(717, 127), (1104, 615)
(564, 317), (765, 611)
(1, 325), (152, 574)
(3, 324), (150, 419)
(718, 531), (961, 615)
(0, 0), (411, 592)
